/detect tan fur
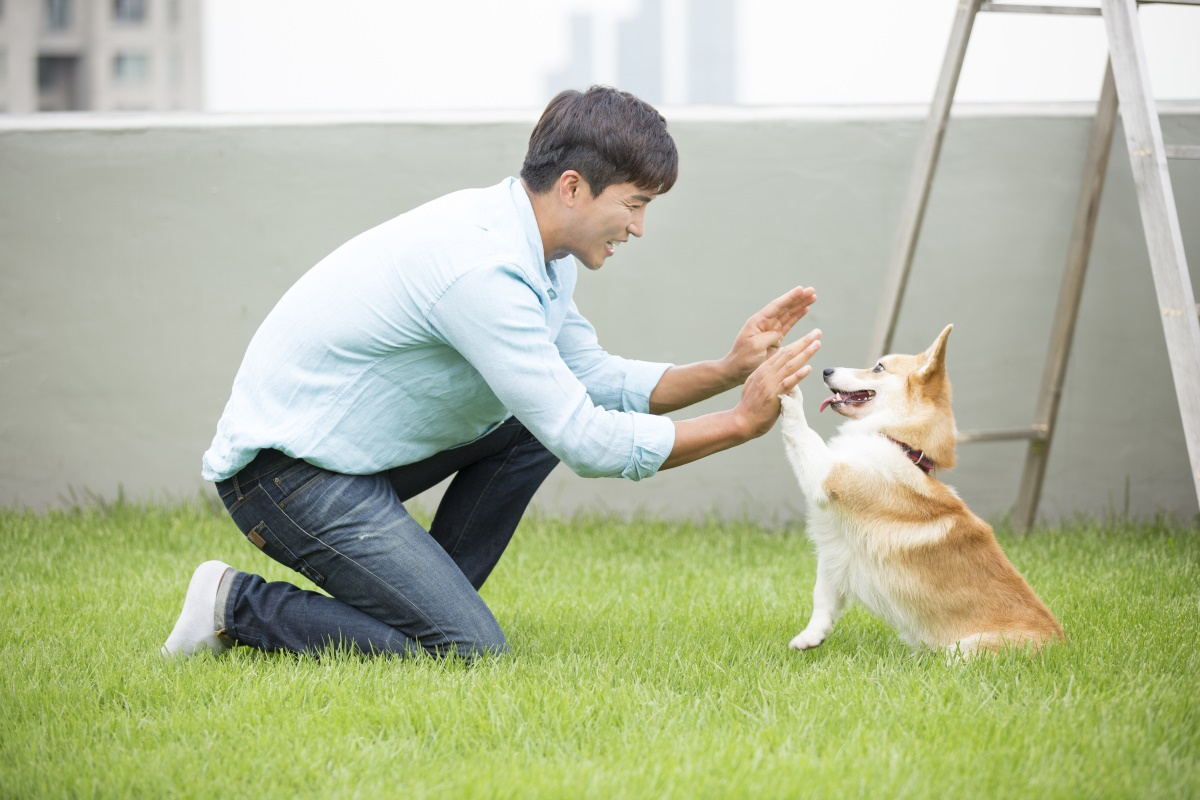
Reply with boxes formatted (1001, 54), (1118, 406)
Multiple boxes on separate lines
(779, 324), (1063, 657)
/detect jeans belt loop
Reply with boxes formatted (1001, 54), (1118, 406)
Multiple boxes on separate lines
(232, 473), (244, 502)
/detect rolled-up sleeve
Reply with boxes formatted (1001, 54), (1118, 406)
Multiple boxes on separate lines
(427, 265), (676, 480)
(554, 299), (673, 414)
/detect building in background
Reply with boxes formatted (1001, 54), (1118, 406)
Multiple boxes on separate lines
(0, 0), (202, 113)
(551, 0), (737, 106)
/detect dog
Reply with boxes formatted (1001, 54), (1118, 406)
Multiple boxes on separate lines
(778, 324), (1063, 657)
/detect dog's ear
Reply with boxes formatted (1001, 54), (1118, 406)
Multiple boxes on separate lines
(915, 324), (953, 384)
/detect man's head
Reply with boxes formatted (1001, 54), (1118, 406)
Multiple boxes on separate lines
(521, 86), (678, 270)
(521, 86), (678, 199)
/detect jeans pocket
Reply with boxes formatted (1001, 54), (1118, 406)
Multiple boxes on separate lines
(243, 520), (327, 588)
(272, 460), (329, 509)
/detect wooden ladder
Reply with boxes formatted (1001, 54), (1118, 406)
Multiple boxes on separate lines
(870, 0), (1200, 531)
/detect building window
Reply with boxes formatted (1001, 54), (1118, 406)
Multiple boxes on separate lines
(113, 0), (146, 24)
(44, 0), (70, 30)
(37, 55), (82, 110)
(113, 52), (150, 83)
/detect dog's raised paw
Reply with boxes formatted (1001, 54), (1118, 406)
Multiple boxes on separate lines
(779, 388), (804, 414)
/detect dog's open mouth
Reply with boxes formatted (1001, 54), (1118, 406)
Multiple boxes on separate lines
(819, 390), (875, 413)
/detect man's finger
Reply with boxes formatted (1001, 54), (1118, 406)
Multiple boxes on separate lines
(750, 329), (784, 351)
(769, 329), (821, 360)
(758, 286), (815, 323)
(790, 327), (822, 351)
(783, 365), (813, 390)
(758, 329), (820, 374)
(777, 292), (816, 336)
(786, 340), (820, 370)
(769, 366), (812, 401)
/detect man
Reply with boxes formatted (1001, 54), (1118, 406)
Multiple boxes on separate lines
(163, 86), (821, 661)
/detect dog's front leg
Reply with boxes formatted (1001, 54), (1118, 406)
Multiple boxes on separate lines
(790, 556), (846, 650)
(779, 386), (834, 503)
(780, 386), (846, 650)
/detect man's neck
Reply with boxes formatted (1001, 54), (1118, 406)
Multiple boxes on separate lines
(521, 180), (568, 263)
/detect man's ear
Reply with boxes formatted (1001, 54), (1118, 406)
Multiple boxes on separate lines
(558, 170), (585, 208)
(915, 324), (953, 383)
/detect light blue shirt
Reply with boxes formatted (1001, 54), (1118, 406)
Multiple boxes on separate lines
(201, 178), (677, 483)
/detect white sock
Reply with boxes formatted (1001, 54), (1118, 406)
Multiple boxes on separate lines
(161, 560), (234, 658)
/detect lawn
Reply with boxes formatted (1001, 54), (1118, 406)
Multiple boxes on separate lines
(2, 499), (1198, 798)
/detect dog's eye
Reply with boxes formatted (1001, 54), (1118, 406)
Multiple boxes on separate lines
(873, 363), (885, 373)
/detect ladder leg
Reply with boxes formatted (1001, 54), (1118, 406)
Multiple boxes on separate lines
(1014, 61), (1119, 533)
(1101, 0), (1200, 511)
(868, 0), (983, 360)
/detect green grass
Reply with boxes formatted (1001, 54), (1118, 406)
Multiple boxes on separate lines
(2, 500), (1198, 799)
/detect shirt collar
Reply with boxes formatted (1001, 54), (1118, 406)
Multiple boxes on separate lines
(508, 177), (550, 271)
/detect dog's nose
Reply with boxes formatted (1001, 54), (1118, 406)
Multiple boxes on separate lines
(823, 368), (834, 378)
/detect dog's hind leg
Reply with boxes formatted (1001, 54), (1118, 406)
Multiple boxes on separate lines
(779, 387), (835, 503)
(946, 631), (1048, 661)
(790, 555), (847, 650)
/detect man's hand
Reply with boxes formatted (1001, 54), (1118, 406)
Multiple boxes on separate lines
(733, 328), (822, 439)
(721, 286), (817, 384)
(659, 328), (822, 470)
(648, 285), (818, 415)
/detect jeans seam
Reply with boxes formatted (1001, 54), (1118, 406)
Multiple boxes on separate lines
(220, 569), (246, 638)
(251, 518), (323, 585)
(225, 483), (263, 516)
(271, 491), (459, 647)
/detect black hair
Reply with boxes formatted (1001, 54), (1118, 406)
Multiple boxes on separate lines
(520, 85), (678, 197)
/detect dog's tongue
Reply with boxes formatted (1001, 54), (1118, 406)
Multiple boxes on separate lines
(819, 396), (836, 413)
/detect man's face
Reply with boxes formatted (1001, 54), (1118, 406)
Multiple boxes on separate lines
(568, 181), (654, 270)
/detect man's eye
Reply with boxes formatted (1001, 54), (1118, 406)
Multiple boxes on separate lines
(873, 363), (884, 373)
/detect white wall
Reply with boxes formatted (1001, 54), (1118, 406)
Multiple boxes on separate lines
(1, 106), (1198, 524)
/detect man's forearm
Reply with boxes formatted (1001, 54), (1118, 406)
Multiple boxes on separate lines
(648, 360), (739, 415)
(659, 410), (753, 470)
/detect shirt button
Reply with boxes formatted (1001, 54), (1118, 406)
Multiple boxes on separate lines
(547, 289), (557, 300)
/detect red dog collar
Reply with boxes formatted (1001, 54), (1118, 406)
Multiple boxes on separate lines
(887, 436), (936, 474)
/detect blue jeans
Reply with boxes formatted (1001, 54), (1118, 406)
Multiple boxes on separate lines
(214, 417), (559, 659)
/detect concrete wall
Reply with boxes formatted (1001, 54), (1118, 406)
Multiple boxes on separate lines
(2, 106), (1199, 525)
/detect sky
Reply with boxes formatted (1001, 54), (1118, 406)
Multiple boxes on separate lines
(202, 0), (1200, 113)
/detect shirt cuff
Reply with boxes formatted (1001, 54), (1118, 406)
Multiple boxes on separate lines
(621, 359), (674, 414)
(621, 411), (676, 481)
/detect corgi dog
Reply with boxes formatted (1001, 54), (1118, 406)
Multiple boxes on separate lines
(778, 324), (1063, 657)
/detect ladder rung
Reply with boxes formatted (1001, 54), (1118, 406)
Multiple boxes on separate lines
(980, 3), (1102, 15)
(979, 2), (1200, 15)
(959, 425), (1049, 444)
(1166, 145), (1200, 160)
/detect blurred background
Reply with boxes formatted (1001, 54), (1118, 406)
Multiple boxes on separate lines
(2, 1), (1199, 525)
(0, 0), (1197, 114)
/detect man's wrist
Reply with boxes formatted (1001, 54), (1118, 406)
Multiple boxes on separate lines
(722, 407), (757, 444)
(714, 354), (745, 391)
(662, 408), (755, 470)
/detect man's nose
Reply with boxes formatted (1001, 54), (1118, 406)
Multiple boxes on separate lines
(628, 208), (645, 238)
